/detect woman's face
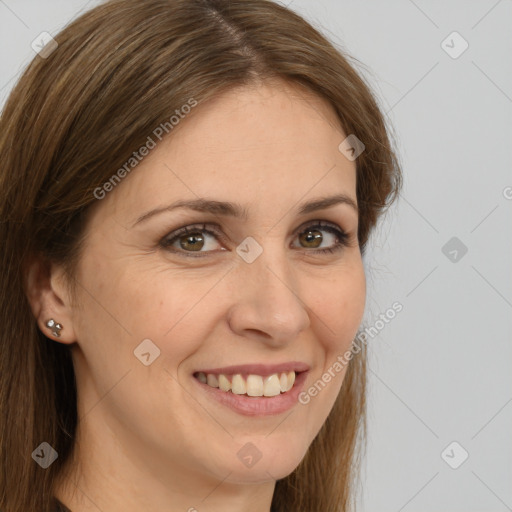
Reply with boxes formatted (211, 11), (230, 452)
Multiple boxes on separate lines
(59, 80), (366, 495)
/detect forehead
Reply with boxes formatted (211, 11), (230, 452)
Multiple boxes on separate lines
(100, 80), (357, 221)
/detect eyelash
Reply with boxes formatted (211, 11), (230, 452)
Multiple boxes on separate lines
(159, 220), (350, 258)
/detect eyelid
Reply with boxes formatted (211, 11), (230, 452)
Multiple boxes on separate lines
(160, 219), (350, 256)
(295, 219), (342, 233)
(159, 223), (224, 255)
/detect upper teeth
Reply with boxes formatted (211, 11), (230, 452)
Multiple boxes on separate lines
(195, 371), (296, 397)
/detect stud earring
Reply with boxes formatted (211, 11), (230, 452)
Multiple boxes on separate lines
(46, 319), (63, 338)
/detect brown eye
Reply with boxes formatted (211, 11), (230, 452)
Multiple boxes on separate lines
(292, 221), (350, 254)
(178, 232), (205, 252)
(299, 229), (323, 249)
(161, 224), (224, 256)
(161, 221), (350, 258)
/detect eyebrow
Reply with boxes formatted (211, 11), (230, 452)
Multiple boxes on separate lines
(132, 193), (358, 227)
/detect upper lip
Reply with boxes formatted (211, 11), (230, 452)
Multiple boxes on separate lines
(194, 361), (310, 376)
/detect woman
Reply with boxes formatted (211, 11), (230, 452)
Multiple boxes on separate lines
(0, 0), (402, 510)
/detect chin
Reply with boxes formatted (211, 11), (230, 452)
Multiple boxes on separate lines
(210, 437), (308, 484)
(222, 459), (301, 485)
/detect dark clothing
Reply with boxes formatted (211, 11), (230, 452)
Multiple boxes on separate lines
(53, 498), (72, 512)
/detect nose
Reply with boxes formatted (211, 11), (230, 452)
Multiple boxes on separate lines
(226, 249), (311, 346)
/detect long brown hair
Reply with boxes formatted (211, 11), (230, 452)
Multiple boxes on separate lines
(0, 0), (402, 510)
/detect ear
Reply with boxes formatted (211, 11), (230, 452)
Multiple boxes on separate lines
(24, 256), (77, 344)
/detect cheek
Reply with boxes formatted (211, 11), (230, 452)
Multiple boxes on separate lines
(123, 259), (366, 370)
(297, 268), (365, 432)
(83, 255), (219, 335)
(308, 263), (366, 353)
(117, 269), (230, 366)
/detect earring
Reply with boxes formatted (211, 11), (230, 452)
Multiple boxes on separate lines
(46, 319), (63, 338)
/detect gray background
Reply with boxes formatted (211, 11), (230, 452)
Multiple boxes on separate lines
(1, 1), (511, 510)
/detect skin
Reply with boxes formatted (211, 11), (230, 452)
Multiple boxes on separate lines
(27, 79), (366, 512)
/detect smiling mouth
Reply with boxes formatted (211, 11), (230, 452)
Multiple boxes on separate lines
(193, 371), (299, 397)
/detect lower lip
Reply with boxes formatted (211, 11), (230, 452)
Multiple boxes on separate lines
(191, 371), (308, 417)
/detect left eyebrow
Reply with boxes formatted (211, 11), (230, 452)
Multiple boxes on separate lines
(297, 194), (358, 215)
(132, 193), (358, 227)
